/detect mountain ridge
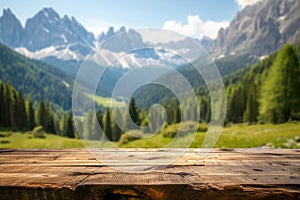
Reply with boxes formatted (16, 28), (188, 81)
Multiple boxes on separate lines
(0, 8), (212, 68)
(212, 0), (300, 58)
(1, 1), (300, 64)
(0, 7), (95, 60)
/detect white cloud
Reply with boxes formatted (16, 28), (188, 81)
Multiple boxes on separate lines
(235, 0), (263, 8)
(137, 29), (185, 44)
(163, 15), (229, 40)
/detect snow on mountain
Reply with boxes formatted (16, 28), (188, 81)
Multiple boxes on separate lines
(15, 44), (85, 61)
(0, 8), (204, 69)
(86, 46), (188, 69)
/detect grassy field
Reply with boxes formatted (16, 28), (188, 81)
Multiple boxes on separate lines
(85, 93), (125, 107)
(0, 132), (100, 148)
(119, 122), (300, 148)
(0, 122), (299, 148)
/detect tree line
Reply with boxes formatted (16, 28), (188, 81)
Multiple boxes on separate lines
(225, 44), (300, 124)
(131, 43), (300, 129)
(59, 44), (300, 141)
(1, 44), (299, 143)
(0, 43), (72, 110)
(76, 98), (139, 142)
(0, 81), (75, 138)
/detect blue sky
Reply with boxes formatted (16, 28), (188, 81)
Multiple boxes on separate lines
(0, 0), (262, 39)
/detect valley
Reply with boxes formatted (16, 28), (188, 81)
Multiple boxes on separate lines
(0, 0), (300, 149)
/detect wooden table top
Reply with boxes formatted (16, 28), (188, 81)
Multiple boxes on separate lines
(0, 148), (299, 199)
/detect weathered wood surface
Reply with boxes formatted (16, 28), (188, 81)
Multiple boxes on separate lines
(0, 148), (299, 199)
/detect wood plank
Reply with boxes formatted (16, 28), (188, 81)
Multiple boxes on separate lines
(0, 148), (299, 199)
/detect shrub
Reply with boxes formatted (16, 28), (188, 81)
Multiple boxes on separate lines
(161, 121), (199, 138)
(141, 119), (151, 133)
(32, 126), (47, 139)
(119, 130), (144, 145)
(224, 122), (233, 128)
(0, 132), (12, 138)
(198, 123), (208, 132)
(0, 140), (10, 144)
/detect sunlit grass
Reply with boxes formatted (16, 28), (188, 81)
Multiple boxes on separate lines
(0, 132), (99, 148)
(0, 122), (299, 148)
(85, 93), (125, 107)
(120, 122), (300, 148)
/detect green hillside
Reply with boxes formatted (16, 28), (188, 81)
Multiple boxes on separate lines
(0, 43), (73, 109)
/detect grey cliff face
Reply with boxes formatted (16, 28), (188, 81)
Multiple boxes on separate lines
(212, 0), (300, 58)
(0, 9), (26, 48)
(24, 8), (95, 52)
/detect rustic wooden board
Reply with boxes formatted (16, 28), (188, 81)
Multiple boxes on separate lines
(0, 148), (299, 199)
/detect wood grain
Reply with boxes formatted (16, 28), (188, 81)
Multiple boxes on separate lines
(0, 148), (299, 199)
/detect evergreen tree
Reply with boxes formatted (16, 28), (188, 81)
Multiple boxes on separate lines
(45, 102), (52, 133)
(0, 83), (9, 126)
(173, 106), (181, 123)
(149, 106), (166, 133)
(227, 85), (246, 123)
(259, 44), (300, 123)
(6, 84), (16, 128)
(0, 83), (14, 127)
(35, 101), (48, 129)
(52, 113), (61, 135)
(103, 108), (113, 141)
(83, 109), (94, 140)
(200, 97), (211, 123)
(47, 111), (57, 134)
(66, 113), (75, 138)
(12, 89), (19, 129)
(124, 97), (140, 130)
(26, 95), (35, 130)
(96, 110), (103, 130)
(0, 82), (5, 126)
(112, 108), (122, 141)
(16, 92), (27, 129)
(60, 112), (68, 137)
(243, 83), (258, 124)
(128, 97), (140, 126)
(74, 119), (83, 138)
(91, 112), (101, 140)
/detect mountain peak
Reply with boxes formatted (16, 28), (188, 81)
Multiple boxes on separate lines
(42, 7), (59, 16)
(3, 8), (13, 16)
(36, 7), (60, 21)
(119, 26), (126, 33)
(107, 26), (115, 35)
(62, 14), (70, 20)
(21, 7), (95, 52)
(0, 8), (26, 48)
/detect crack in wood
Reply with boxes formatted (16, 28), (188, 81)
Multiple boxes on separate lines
(0, 149), (299, 199)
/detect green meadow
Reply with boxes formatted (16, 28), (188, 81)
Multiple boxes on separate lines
(1, 122), (299, 148)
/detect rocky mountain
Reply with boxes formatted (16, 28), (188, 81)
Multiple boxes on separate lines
(0, 9), (26, 48)
(98, 26), (145, 53)
(199, 36), (214, 52)
(0, 8), (95, 60)
(0, 8), (208, 69)
(24, 8), (94, 52)
(2, 1), (299, 71)
(212, 0), (300, 58)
